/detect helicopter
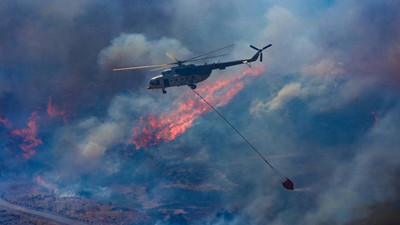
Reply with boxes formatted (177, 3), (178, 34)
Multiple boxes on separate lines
(113, 44), (272, 94)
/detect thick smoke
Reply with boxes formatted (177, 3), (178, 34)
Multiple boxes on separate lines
(98, 33), (191, 71)
(1, 0), (400, 224)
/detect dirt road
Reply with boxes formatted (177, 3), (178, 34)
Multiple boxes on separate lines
(0, 198), (88, 225)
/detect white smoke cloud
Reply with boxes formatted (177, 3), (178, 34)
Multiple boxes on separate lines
(3, 1), (400, 224)
(301, 58), (345, 76)
(257, 5), (321, 75)
(251, 82), (304, 113)
(98, 33), (191, 71)
(52, 93), (158, 171)
(302, 105), (400, 224)
(78, 121), (122, 159)
(51, 1), (400, 224)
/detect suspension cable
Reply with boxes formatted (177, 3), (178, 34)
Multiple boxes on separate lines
(191, 89), (287, 181)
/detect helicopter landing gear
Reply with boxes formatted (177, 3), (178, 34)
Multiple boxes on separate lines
(190, 84), (197, 89)
(162, 89), (167, 94)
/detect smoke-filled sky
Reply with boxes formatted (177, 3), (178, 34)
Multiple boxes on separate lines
(1, 0), (400, 224)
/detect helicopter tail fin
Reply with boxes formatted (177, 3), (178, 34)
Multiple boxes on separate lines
(250, 44), (272, 62)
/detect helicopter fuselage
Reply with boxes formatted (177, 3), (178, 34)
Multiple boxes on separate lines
(148, 64), (212, 90)
(113, 43), (271, 94)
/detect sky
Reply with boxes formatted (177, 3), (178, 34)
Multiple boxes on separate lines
(1, 0), (400, 224)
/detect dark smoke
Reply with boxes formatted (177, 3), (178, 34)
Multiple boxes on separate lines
(1, 0), (400, 224)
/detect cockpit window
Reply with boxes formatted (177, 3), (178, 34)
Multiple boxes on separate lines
(150, 79), (160, 86)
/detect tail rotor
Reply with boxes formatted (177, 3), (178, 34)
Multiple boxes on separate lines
(250, 44), (272, 62)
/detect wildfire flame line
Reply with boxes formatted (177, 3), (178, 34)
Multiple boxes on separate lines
(128, 65), (265, 149)
(36, 175), (46, 185)
(47, 96), (67, 122)
(4, 96), (66, 160)
(10, 111), (42, 159)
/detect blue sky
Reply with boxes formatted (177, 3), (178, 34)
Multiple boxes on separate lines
(1, 0), (400, 224)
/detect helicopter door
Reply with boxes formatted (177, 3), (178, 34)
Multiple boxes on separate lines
(163, 79), (170, 87)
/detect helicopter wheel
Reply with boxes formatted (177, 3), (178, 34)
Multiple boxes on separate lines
(162, 89), (167, 94)
(190, 84), (197, 90)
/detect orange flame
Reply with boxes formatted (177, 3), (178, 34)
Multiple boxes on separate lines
(36, 174), (58, 192)
(36, 175), (46, 185)
(128, 65), (265, 149)
(47, 96), (67, 122)
(11, 111), (42, 159)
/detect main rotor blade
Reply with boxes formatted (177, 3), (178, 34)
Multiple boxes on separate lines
(185, 53), (229, 63)
(149, 65), (170, 72)
(165, 52), (179, 62)
(113, 63), (169, 71)
(262, 44), (272, 50)
(182, 44), (234, 63)
(250, 45), (259, 51)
